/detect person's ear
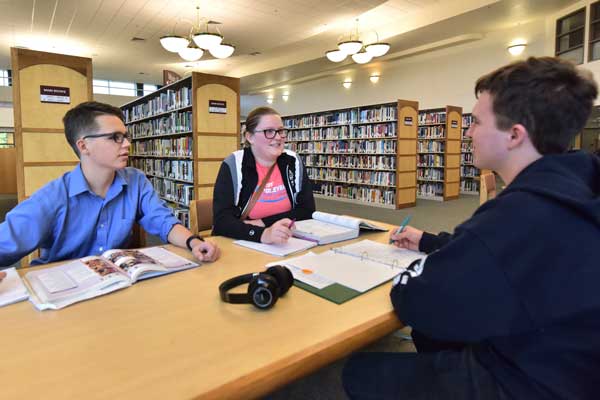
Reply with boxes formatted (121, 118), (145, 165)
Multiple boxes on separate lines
(506, 123), (528, 150)
(76, 137), (90, 156)
(245, 131), (253, 145)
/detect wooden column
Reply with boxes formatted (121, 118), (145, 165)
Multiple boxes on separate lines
(444, 105), (462, 201)
(395, 100), (418, 208)
(11, 48), (92, 203)
(192, 72), (240, 200)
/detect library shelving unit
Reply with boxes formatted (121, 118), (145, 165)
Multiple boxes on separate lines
(121, 72), (240, 228)
(460, 113), (480, 195)
(283, 100), (418, 209)
(417, 106), (462, 201)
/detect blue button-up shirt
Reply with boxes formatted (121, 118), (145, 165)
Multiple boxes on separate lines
(0, 165), (181, 266)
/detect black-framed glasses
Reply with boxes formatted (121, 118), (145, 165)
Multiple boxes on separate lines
(82, 132), (130, 144)
(253, 128), (288, 139)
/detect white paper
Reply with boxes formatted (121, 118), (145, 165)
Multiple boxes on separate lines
(37, 270), (78, 293)
(267, 253), (335, 289)
(334, 240), (424, 268)
(139, 247), (197, 269)
(284, 250), (398, 293)
(234, 237), (317, 257)
(0, 268), (29, 307)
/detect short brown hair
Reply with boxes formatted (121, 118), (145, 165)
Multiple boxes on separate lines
(475, 57), (598, 154)
(63, 101), (125, 157)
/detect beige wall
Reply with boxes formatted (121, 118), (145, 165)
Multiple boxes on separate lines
(0, 89), (138, 127)
(241, 18), (551, 117)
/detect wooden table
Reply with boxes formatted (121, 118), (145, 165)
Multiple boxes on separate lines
(0, 225), (403, 400)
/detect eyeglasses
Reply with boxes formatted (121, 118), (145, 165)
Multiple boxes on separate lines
(253, 128), (288, 139)
(82, 132), (130, 144)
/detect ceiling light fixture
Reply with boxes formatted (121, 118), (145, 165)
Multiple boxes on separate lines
(342, 79), (352, 89)
(507, 42), (527, 56)
(160, 4), (235, 61)
(282, 92), (289, 102)
(267, 95), (274, 104)
(325, 19), (391, 64)
(369, 74), (380, 83)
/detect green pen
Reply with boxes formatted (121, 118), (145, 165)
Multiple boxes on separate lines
(389, 215), (412, 244)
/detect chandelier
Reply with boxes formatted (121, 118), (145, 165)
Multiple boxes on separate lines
(160, 5), (235, 62)
(325, 19), (390, 64)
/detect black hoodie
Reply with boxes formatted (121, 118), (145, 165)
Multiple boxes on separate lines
(391, 151), (600, 399)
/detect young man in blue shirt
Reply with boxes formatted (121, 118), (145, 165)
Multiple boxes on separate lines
(344, 57), (600, 399)
(0, 101), (220, 267)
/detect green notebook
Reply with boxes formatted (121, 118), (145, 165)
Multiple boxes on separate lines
(294, 281), (361, 304)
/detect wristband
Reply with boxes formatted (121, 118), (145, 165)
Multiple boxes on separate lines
(186, 234), (204, 251)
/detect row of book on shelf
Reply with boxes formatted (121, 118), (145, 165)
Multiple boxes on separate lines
(128, 111), (192, 139)
(303, 154), (396, 170)
(307, 168), (396, 187)
(283, 105), (397, 128)
(288, 139), (397, 154)
(123, 86), (192, 123)
(149, 176), (194, 206)
(286, 123), (397, 141)
(131, 159), (193, 183)
(131, 137), (193, 158)
(314, 182), (396, 206)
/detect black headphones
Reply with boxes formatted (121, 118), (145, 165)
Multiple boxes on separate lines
(219, 265), (294, 309)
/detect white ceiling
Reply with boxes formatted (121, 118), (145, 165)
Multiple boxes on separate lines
(0, 0), (577, 94)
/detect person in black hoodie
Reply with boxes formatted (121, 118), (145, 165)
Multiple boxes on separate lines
(212, 107), (315, 243)
(343, 57), (600, 399)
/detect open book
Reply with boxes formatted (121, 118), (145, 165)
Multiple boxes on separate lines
(292, 211), (387, 245)
(23, 247), (198, 310)
(269, 240), (424, 303)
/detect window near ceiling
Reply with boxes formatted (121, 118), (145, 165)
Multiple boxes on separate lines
(589, 2), (600, 61)
(0, 129), (15, 148)
(556, 8), (586, 64)
(0, 69), (11, 86)
(93, 79), (136, 96)
(143, 84), (158, 96)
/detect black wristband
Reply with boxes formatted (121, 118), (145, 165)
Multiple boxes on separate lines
(186, 234), (204, 251)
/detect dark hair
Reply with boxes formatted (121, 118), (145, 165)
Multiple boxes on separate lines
(474, 57), (598, 154)
(63, 101), (125, 156)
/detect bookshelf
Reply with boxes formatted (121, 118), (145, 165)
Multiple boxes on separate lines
(121, 72), (240, 228)
(417, 106), (462, 201)
(460, 113), (480, 195)
(283, 100), (418, 209)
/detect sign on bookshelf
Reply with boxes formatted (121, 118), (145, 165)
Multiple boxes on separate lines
(40, 85), (70, 104)
(209, 100), (227, 114)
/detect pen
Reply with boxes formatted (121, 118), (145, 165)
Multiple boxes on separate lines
(288, 218), (296, 230)
(389, 215), (412, 244)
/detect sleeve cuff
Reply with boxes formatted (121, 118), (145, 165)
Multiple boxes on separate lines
(419, 232), (441, 253)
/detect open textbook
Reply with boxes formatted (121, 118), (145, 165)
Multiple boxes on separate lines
(23, 247), (198, 310)
(269, 240), (424, 303)
(292, 211), (387, 245)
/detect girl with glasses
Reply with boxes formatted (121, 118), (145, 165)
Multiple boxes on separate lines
(212, 107), (315, 244)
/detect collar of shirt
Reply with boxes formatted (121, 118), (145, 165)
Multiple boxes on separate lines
(68, 164), (129, 200)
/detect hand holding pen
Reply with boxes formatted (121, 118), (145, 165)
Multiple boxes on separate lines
(389, 216), (423, 251)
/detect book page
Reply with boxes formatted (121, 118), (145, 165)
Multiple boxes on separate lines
(312, 211), (360, 230)
(234, 237), (317, 257)
(0, 267), (29, 307)
(283, 250), (397, 293)
(334, 239), (424, 268)
(266, 253), (335, 289)
(24, 258), (130, 308)
(138, 247), (198, 269)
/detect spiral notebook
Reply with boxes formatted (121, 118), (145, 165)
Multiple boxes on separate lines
(268, 240), (424, 303)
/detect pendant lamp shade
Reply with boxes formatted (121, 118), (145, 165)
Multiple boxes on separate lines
(209, 43), (235, 59)
(160, 35), (190, 52)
